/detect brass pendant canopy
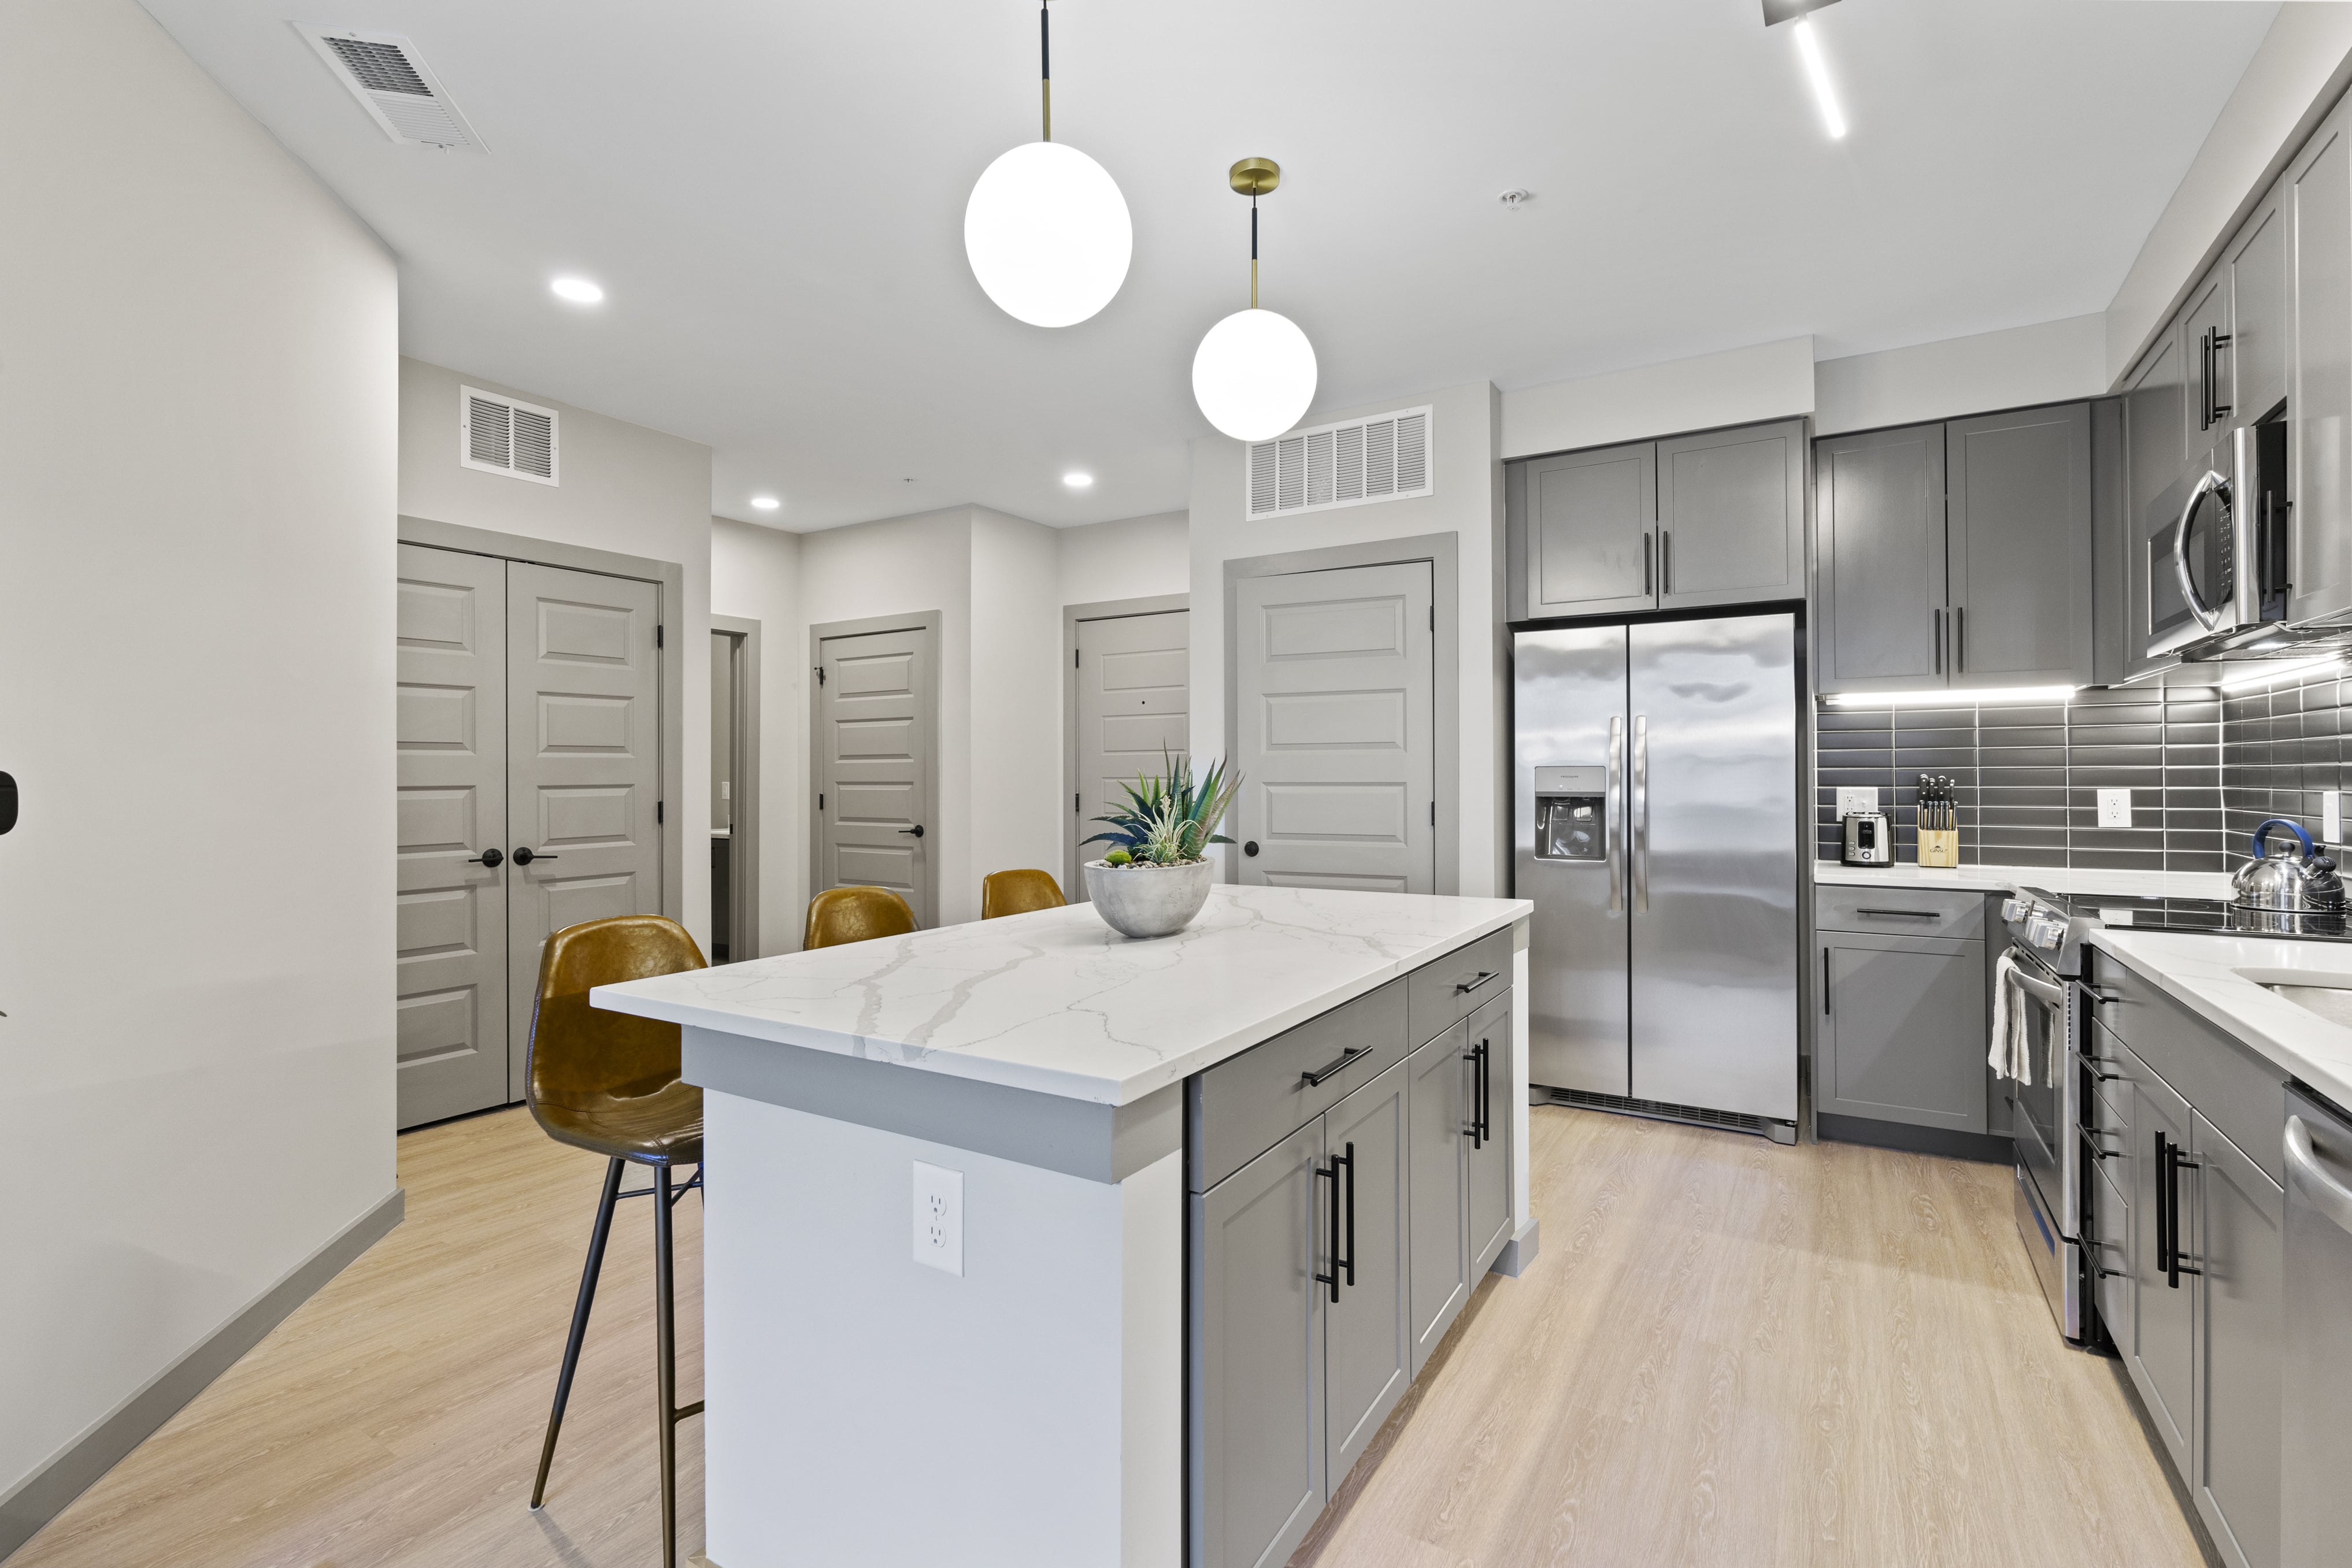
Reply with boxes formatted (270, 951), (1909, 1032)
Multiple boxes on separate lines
(1228, 157), (1280, 197)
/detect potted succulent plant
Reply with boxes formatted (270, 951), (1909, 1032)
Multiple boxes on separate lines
(1080, 751), (1242, 937)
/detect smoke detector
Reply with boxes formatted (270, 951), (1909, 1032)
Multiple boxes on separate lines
(296, 27), (486, 151)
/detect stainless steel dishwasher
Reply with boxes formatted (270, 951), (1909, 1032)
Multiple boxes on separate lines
(2283, 1084), (2352, 1566)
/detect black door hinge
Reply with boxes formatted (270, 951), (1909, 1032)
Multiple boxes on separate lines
(1075, 648), (1080, 668)
(657, 800), (665, 824)
(1075, 792), (1080, 813)
(1429, 606), (1435, 631)
(819, 792), (825, 810)
(1429, 800), (1436, 826)
(657, 624), (664, 648)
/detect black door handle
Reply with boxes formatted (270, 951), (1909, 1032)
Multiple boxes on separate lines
(1300, 1046), (1371, 1087)
(1336, 1141), (1355, 1289)
(899, 824), (925, 839)
(1243, 840), (1259, 857)
(1313, 1156), (1340, 1303)
(512, 847), (557, 866)
(1465, 1038), (1491, 1147)
(468, 847), (505, 868)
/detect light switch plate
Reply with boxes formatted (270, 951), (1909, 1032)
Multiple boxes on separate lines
(912, 1161), (964, 1276)
(2328, 791), (2342, 846)
(1836, 786), (1879, 818)
(2097, 788), (2133, 828)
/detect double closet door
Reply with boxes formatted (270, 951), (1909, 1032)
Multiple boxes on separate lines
(396, 543), (664, 1129)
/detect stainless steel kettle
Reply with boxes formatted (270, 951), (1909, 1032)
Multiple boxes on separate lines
(2232, 818), (2347, 920)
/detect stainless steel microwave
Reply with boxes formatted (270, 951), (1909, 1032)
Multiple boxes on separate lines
(2146, 421), (2288, 660)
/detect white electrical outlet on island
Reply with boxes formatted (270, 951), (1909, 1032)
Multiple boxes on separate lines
(912, 1160), (964, 1276)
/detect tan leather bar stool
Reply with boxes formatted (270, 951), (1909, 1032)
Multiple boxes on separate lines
(523, 914), (707, 1568)
(981, 868), (1065, 918)
(803, 885), (917, 948)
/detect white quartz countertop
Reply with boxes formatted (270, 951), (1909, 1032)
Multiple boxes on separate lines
(1813, 860), (2235, 901)
(2090, 928), (2352, 1109)
(592, 884), (1532, 1107)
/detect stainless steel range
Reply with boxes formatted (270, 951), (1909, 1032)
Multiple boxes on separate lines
(1999, 888), (2094, 1344)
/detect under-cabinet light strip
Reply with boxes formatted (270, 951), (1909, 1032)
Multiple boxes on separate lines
(1823, 685), (2077, 708)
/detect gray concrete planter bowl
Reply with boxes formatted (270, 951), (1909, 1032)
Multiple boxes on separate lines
(1082, 858), (1213, 939)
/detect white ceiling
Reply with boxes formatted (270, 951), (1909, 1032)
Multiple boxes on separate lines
(142, 0), (2277, 531)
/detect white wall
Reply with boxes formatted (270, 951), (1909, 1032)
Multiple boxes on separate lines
(397, 357), (717, 951)
(0, 0), (398, 1524)
(1058, 511), (1191, 607)
(1499, 338), (1815, 459)
(712, 516), (805, 957)
(1190, 381), (1509, 896)
(2106, 5), (2352, 383)
(973, 509), (1068, 895)
(1814, 314), (2109, 435)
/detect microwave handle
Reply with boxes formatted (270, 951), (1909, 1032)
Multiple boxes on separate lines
(2232, 424), (2262, 627)
(2173, 467), (2231, 633)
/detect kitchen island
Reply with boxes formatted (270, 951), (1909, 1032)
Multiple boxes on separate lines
(592, 883), (1533, 1568)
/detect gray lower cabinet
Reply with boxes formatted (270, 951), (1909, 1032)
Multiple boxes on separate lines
(1191, 1120), (1325, 1568)
(2195, 1109), (2284, 1568)
(2124, 1042), (2196, 1477)
(1816, 932), (1989, 1133)
(1324, 1060), (1412, 1487)
(1654, 418), (1806, 610)
(1406, 1020), (1471, 1375)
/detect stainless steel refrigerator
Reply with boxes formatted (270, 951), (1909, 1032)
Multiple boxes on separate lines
(1513, 613), (1800, 1133)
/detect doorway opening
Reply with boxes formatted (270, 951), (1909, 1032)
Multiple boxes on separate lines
(711, 617), (761, 962)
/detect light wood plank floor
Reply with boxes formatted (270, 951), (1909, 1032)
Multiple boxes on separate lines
(17, 1103), (2205, 1567)
(1293, 1106), (2208, 1568)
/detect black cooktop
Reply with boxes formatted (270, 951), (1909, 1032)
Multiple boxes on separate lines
(2033, 890), (2352, 943)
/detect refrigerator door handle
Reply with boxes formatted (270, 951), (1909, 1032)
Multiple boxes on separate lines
(1606, 715), (1625, 914)
(1632, 714), (1650, 914)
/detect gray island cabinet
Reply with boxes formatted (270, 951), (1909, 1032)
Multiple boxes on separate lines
(592, 883), (1531, 1568)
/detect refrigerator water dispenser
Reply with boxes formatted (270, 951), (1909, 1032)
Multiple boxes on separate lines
(1533, 765), (1606, 861)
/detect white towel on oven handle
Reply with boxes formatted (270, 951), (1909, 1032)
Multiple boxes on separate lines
(1988, 949), (2032, 1085)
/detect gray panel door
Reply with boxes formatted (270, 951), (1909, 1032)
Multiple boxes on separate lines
(1513, 625), (1629, 1096)
(1073, 610), (1189, 897)
(815, 624), (935, 926)
(1234, 563), (1435, 895)
(1946, 403), (2092, 688)
(1627, 614), (1798, 1121)
(506, 562), (664, 1100)
(395, 544), (510, 1129)
(2127, 1047), (2196, 1478)
(2194, 1113), (2283, 1568)
(1465, 998), (1514, 1277)
(1655, 420), (1806, 610)
(2229, 191), (2288, 425)
(2181, 269), (2235, 446)
(1817, 933), (1988, 1133)
(1521, 441), (1656, 618)
(2125, 334), (2190, 681)
(1323, 1059), (1410, 1490)
(1814, 423), (1947, 693)
(1190, 1121), (1325, 1568)
(1405, 1021), (1470, 1377)
(2292, 110), (2352, 627)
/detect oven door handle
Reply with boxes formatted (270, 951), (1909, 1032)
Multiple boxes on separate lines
(2005, 963), (2066, 1010)
(2173, 468), (2231, 633)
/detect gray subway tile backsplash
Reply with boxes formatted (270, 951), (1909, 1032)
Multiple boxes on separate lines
(1817, 668), (2352, 872)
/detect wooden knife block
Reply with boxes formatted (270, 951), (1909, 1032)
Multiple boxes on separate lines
(1917, 829), (1960, 869)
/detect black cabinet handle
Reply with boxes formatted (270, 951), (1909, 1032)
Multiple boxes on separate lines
(1476, 1039), (1492, 1147)
(1300, 1046), (1371, 1088)
(468, 847), (505, 868)
(2087, 1057), (2126, 1083)
(1954, 605), (1965, 674)
(1661, 529), (1672, 596)
(1823, 948), (1832, 1015)
(1454, 970), (1501, 996)
(1313, 1156), (1341, 1303)
(2159, 1133), (2203, 1288)
(1337, 1142), (1355, 1289)
(1643, 533), (1654, 596)
(512, 847), (557, 866)
(2080, 1126), (2118, 1162)
(1855, 907), (1939, 920)
(898, 824), (925, 839)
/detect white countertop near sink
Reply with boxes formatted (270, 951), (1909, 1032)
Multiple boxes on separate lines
(591, 883), (1531, 1106)
(1813, 860), (2235, 901)
(2089, 927), (2352, 1109)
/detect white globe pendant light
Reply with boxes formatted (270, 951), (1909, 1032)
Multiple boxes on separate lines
(964, 2), (1131, 328)
(1192, 158), (1317, 443)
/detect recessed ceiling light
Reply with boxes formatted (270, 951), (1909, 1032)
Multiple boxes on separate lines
(1062, 472), (1094, 489)
(550, 276), (604, 304)
(1793, 20), (1847, 140)
(750, 495), (780, 511)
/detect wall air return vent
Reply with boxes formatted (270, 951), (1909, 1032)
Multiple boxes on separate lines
(461, 388), (559, 485)
(1245, 405), (1432, 520)
(297, 27), (486, 151)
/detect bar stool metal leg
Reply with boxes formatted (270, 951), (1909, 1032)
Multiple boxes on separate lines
(654, 1161), (679, 1568)
(531, 1155), (625, 1510)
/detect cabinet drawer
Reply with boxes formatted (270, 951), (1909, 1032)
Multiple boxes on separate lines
(1189, 981), (1408, 1193)
(2087, 1016), (2134, 1126)
(1814, 885), (1987, 940)
(2086, 1061), (2132, 1188)
(1406, 928), (1513, 1047)
(2090, 1155), (2132, 1354)
(2106, 963), (2288, 1185)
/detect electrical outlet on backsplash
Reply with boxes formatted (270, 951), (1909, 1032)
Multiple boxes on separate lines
(1816, 670), (2352, 872)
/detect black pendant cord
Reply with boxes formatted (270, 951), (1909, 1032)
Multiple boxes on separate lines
(1250, 195), (1260, 309)
(1040, 2), (1051, 141)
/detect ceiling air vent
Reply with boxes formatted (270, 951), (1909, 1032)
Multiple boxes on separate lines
(1246, 406), (1432, 521)
(297, 27), (486, 151)
(461, 388), (558, 485)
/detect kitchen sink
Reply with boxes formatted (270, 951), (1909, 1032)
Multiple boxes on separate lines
(2240, 970), (2352, 1029)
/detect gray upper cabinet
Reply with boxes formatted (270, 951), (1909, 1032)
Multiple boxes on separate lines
(2181, 268), (2234, 444)
(1323, 1060), (1412, 1491)
(2194, 1111), (2283, 1568)
(1816, 931), (1988, 1135)
(1654, 419), (1806, 610)
(1814, 422), (1947, 692)
(2124, 333), (2188, 683)
(1946, 402), (2093, 688)
(1406, 1021), (1471, 1376)
(2292, 104), (2352, 628)
(1518, 442), (1657, 618)
(2228, 187), (2289, 427)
